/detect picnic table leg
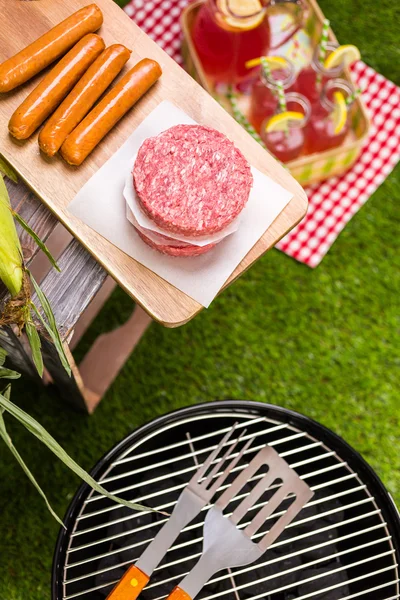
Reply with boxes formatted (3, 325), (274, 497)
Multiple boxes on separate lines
(77, 304), (152, 411)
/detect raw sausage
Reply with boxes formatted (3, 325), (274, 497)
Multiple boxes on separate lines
(60, 58), (162, 165)
(9, 34), (105, 140)
(39, 44), (131, 156)
(0, 4), (103, 93)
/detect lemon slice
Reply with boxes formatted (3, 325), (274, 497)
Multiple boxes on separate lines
(245, 56), (288, 70)
(331, 91), (347, 134)
(266, 111), (304, 133)
(324, 44), (361, 70)
(216, 0), (265, 30)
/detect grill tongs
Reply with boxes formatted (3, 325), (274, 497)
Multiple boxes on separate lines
(166, 445), (314, 600)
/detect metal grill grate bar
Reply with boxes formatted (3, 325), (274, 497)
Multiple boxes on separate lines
(288, 567), (399, 600)
(77, 460), (350, 523)
(341, 584), (400, 600)
(158, 552), (397, 600)
(84, 448), (336, 506)
(86, 433), (321, 501)
(149, 522), (388, 577)
(70, 553), (396, 600)
(72, 481), (367, 540)
(64, 542), (396, 598)
(69, 469), (363, 550)
(147, 537), (394, 591)
(114, 418), (273, 464)
(66, 507), (382, 573)
(147, 499), (376, 565)
(65, 530), (392, 587)
(105, 430), (308, 483)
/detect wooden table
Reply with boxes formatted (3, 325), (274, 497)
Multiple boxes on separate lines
(0, 173), (306, 412)
(0, 168), (306, 412)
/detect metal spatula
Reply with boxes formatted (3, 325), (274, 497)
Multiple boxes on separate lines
(106, 423), (251, 600)
(166, 446), (314, 600)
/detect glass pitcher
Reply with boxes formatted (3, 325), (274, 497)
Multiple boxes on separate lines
(191, 0), (306, 86)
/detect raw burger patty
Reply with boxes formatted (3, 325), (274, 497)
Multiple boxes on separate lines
(135, 228), (216, 257)
(133, 124), (252, 237)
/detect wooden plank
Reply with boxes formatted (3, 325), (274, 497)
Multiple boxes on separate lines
(0, 0), (308, 327)
(78, 303), (152, 410)
(31, 238), (108, 340)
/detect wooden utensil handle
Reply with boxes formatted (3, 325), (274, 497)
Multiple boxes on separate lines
(167, 587), (192, 600)
(106, 565), (149, 600)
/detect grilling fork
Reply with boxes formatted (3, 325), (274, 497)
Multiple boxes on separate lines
(107, 423), (252, 600)
(166, 446), (314, 600)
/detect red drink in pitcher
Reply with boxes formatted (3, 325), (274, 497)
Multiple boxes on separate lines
(306, 79), (355, 154)
(295, 42), (344, 106)
(261, 93), (311, 162)
(249, 59), (296, 132)
(191, 0), (305, 86)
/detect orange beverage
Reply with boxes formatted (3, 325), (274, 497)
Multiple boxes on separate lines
(261, 93), (311, 162)
(305, 79), (354, 154)
(295, 42), (344, 106)
(191, 0), (305, 86)
(249, 60), (296, 132)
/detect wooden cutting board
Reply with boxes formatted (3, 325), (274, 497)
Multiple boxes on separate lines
(0, 0), (307, 327)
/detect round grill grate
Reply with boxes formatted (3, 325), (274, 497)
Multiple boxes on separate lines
(53, 401), (400, 600)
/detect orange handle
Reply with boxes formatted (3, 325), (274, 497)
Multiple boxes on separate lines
(106, 565), (149, 600)
(167, 587), (192, 600)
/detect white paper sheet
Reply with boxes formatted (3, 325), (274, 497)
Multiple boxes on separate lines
(68, 101), (293, 308)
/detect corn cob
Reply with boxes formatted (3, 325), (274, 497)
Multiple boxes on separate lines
(0, 175), (23, 297)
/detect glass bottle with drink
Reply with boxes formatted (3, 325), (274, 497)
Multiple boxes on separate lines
(248, 57), (297, 132)
(261, 92), (311, 162)
(305, 78), (355, 154)
(295, 41), (344, 106)
(191, 0), (305, 86)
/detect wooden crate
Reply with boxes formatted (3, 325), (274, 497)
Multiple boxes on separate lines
(181, 0), (371, 186)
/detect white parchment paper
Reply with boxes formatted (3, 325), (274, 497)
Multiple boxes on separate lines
(68, 101), (293, 307)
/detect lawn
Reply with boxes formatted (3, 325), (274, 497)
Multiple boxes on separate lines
(0, 0), (399, 599)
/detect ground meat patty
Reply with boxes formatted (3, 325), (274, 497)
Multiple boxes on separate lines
(133, 124), (252, 237)
(135, 227), (216, 257)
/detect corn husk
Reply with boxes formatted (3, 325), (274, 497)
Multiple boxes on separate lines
(0, 175), (23, 297)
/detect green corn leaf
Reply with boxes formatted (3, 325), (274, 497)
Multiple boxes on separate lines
(0, 346), (21, 379)
(0, 392), (152, 513)
(0, 347), (20, 379)
(0, 399), (64, 527)
(0, 156), (18, 183)
(25, 321), (44, 377)
(29, 274), (71, 376)
(0, 347), (7, 367)
(0, 367), (21, 379)
(13, 212), (60, 272)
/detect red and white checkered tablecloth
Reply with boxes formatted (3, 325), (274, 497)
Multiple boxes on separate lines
(125, 0), (400, 267)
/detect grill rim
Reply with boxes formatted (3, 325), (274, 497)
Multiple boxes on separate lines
(52, 400), (400, 600)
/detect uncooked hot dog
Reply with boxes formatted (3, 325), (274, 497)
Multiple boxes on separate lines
(9, 34), (105, 140)
(60, 58), (162, 165)
(0, 4), (103, 93)
(39, 44), (131, 156)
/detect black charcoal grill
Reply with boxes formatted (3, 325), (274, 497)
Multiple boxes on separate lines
(53, 401), (400, 600)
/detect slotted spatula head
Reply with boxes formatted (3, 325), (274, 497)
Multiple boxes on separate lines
(216, 445), (314, 551)
(167, 446), (314, 600)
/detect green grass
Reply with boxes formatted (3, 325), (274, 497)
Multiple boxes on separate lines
(0, 0), (399, 598)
